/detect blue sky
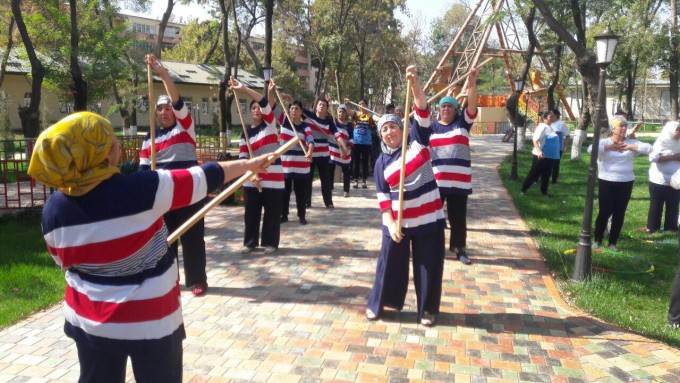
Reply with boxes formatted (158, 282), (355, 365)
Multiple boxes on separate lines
(125, 0), (453, 33)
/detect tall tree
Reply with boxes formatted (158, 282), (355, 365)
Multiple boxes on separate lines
(69, 0), (87, 111)
(0, 17), (15, 90)
(11, 0), (45, 138)
(670, 0), (678, 118)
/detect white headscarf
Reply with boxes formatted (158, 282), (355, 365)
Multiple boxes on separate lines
(653, 121), (680, 154)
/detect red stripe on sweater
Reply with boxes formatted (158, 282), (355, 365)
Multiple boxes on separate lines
(429, 134), (469, 147)
(47, 218), (165, 267)
(170, 169), (194, 210)
(65, 282), (181, 323)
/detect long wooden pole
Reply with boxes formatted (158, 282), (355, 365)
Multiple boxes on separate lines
(396, 78), (412, 236)
(273, 88), (309, 157)
(148, 64), (156, 170)
(347, 100), (381, 117)
(167, 137), (301, 245)
(426, 57), (493, 104)
(230, 77), (255, 158)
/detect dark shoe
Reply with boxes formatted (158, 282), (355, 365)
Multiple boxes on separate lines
(362, 181), (368, 189)
(353, 181), (359, 189)
(420, 311), (437, 327)
(305, 203), (312, 208)
(191, 282), (208, 296)
(299, 217), (308, 225)
(343, 192), (349, 197)
(457, 253), (472, 265)
(670, 322), (680, 330)
(365, 308), (378, 321)
(644, 228), (655, 234)
(281, 216), (288, 223)
(326, 204), (334, 209)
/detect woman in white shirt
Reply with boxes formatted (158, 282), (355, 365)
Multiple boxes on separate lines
(521, 111), (560, 195)
(588, 116), (652, 251)
(646, 120), (680, 233)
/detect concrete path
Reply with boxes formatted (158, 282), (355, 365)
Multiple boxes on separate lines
(1, 134), (679, 383)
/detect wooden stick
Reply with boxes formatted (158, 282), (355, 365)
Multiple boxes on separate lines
(148, 63), (157, 170)
(230, 77), (255, 159)
(167, 137), (301, 245)
(396, 78), (412, 236)
(273, 87), (310, 157)
(346, 100), (382, 117)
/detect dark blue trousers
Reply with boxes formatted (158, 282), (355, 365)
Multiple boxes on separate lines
(75, 334), (183, 383)
(367, 228), (445, 321)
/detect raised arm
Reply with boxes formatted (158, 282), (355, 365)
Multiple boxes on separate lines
(465, 67), (479, 114)
(145, 54), (179, 104)
(229, 77), (264, 103)
(407, 65), (427, 111)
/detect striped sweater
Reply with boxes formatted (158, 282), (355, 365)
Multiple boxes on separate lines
(330, 119), (353, 166)
(375, 107), (445, 236)
(303, 108), (341, 159)
(140, 97), (198, 171)
(425, 108), (477, 196)
(238, 97), (284, 189)
(275, 106), (314, 179)
(41, 163), (224, 349)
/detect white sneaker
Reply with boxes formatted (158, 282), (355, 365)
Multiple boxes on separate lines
(365, 308), (378, 321)
(264, 246), (277, 254)
(239, 246), (254, 254)
(420, 311), (436, 327)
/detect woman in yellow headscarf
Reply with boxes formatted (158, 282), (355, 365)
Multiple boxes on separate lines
(28, 111), (268, 383)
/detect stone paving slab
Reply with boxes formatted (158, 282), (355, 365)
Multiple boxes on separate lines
(1, 134), (680, 382)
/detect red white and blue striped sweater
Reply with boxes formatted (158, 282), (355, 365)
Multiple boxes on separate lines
(275, 106), (314, 179)
(425, 108), (477, 196)
(303, 108), (341, 159)
(330, 120), (353, 166)
(140, 97), (198, 171)
(238, 97), (284, 189)
(375, 107), (445, 236)
(41, 163), (224, 350)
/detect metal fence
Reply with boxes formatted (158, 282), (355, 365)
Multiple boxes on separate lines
(0, 134), (236, 210)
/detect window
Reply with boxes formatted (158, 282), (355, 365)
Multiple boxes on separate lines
(201, 97), (209, 114)
(296, 62), (308, 70)
(251, 42), (264, 51)
(132, 23), (155, 35)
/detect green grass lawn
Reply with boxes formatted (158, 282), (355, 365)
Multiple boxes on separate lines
(499, 141), (680, 348)
(0, 210), (64, 329)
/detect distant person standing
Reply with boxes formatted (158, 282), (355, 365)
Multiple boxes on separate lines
(140, 54), (208, 296)
(521, 110), (559, 196)
(346, 98), (376, 189)
(330, 104), (354, 197)
(551, 109), (570, 184)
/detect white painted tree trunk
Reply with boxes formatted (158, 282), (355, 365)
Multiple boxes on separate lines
(571, 129), (587, 160)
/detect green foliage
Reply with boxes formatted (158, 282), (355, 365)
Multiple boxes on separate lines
(499, 143), (680, 348)
(0, 210), (64, 329)
(162, 19), (223, 64)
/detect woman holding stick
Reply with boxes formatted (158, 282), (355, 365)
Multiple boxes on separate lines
(330, 104), (354, 197)
(274, 94), (315, 225)
(345, 98), (378, 189)
(232, 78), (285, 254)
(366, 65), (446, 327)
(27, 111), (269, 383)
(140, 54), (208, 296)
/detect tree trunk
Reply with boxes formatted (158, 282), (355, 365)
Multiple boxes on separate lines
(546, 43), (564, 111)
(571, 80), (591, 160)
(11, 0), (45, 138)
(155, 0), (175, 58)
(670, 0), (678, 119)
(218, 0), (233, 148)
(69, 0), (87, 111)
(0, 18), (15, 90)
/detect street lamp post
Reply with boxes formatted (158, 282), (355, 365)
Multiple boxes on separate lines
(511, 76), (523, 180)
(263, 67), (273, 91)
(573, 25), (619, 281)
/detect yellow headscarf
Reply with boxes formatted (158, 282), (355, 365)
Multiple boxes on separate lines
(28, 112), (120, 196)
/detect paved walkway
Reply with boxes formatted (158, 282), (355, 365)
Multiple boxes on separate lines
(2, 135), (680, 383)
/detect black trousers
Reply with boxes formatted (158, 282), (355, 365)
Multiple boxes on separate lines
(521, 155), (557, 195)
(367, 228), (445, 321)
(330, 163), (351, 193)
(164, 201), (206, 287)
(283, 177), (308, 219)
(647, 182), (680, 232)
(306, 157), (333, 207)
(244, 187), (283, 249)
(669, 230), (680, 325)
(353, 145), (371, 183)
(442, 194), (468, 250)
(552, 151), (563, 183)
(594, 179), (634, 245)
(75, 333), (183, 383)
